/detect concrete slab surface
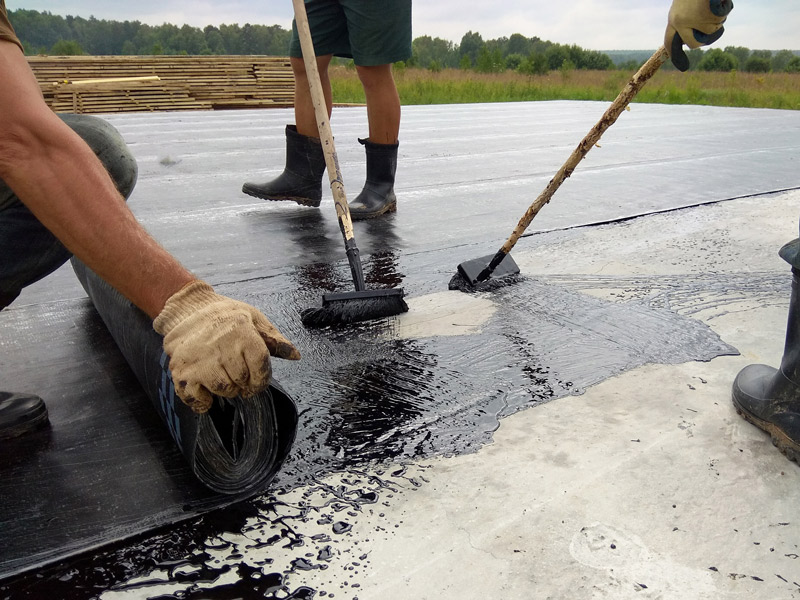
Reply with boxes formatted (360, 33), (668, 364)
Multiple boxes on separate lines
(2, 101), (800, 599)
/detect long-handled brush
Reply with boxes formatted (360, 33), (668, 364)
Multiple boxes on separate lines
(291, 0), (408, 327)
(451, 47), (669, 292)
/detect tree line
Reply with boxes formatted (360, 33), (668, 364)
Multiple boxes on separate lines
(9, 8), (800, 74)
(9, 9), (291, 56)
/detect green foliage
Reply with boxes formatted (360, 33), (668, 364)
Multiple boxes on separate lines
(744, 56), (771, 73)
(50, 39), (84, 55)
(504, 53), (524, 71)
(559, 58), (576, 80)
(459, 31), (484, 66)
(506, 33), (531, 57)
(772, 49), (796, 72)
(750, 49), (773, 61)
(723, 46), (750, 66)
(518, 52), (549, 76)
(412, 35), (458, 69)
(697, 48), (738, 72)
(545, 45), (569, 71)
(787, 56), (800, 73)
(686, 48), (706, 70)
(617, 60), (642, 71)
(475, 46), (504, 73)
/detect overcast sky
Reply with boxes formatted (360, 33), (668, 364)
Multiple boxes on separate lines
(7, 1), (799, 51)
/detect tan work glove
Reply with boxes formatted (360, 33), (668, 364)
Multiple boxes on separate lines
(153, 280), (300, 413)
(665, 0), (733, 72)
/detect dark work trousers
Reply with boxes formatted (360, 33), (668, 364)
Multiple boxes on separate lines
(0, 114), (138, 309)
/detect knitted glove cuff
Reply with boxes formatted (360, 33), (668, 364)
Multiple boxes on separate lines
(153, 280), (217, 336)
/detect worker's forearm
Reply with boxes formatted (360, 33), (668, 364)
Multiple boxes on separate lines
(2, 120), (193, 318)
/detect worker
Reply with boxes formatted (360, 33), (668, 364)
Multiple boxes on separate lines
(0, 0), (300, 440)
(242, 0), (411, 220)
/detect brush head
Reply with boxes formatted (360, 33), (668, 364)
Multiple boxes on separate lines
(301, 288), (408, 328)
(452, 253), (521, 292)
(448, 270), (523, 293)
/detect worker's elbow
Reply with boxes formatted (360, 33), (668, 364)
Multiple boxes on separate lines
(0, 108), (65, 186)
(0, 123), (39, 182)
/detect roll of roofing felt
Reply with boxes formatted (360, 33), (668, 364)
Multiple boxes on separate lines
(71, 258), (297, 495)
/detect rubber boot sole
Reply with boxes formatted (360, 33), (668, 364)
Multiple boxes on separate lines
(350, 200), (397, 221)
(241, 185), (321, 208)
(0, 402), (49, 441)
(732, 395), (800, 465)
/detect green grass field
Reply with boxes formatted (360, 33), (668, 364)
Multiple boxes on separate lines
(330, 66), (800, 111)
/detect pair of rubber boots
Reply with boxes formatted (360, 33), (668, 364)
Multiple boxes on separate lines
(242, 125), (398, 220)
(732, 236), (800, 465)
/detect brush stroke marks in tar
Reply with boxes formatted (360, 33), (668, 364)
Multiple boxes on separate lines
(257, 267), (737, 490)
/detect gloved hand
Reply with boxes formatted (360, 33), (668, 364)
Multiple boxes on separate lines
(153, 280), (300, 413)
(665, 0), (734, 72)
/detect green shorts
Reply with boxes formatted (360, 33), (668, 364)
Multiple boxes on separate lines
(289, 0), (412, 66)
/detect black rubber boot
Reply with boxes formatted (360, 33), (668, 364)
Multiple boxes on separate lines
(242, 125), (326, 207)
(349, 138), (399, 221)
(0, 392), (49, 440)
(732, 239), (800, 465)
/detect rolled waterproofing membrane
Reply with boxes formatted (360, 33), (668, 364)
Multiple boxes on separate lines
(72, 259), (298, 495)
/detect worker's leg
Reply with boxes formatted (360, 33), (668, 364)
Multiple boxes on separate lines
(356, 63), (400, 144)
(241, 56), (332, 208)
(241, 0), (348, 207)
(342, 0), (410, 220)
(348, 64), (400, 219)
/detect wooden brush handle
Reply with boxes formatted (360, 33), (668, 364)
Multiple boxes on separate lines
(500, 46), (669, 254)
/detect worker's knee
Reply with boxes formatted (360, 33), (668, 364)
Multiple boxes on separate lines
(59, 114), (138, 201)
(355, 64), (393, 90)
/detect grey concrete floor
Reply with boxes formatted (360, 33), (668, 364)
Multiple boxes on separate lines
(4, 101), (800, 598)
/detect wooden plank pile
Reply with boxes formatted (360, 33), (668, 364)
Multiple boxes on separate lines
(27, 55), (294, 114)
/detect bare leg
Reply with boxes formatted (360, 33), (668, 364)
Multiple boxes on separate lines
(355, 64), (401, 144)
(291, 55), (333, 138)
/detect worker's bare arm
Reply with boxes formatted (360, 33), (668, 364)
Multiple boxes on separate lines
(0, 39), (194, 317)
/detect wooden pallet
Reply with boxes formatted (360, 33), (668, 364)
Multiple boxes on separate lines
(28, 55), (294, 114)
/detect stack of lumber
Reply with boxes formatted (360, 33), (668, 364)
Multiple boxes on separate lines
(27, 55), (294, 114)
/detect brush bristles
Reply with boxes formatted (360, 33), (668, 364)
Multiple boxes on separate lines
(448, 271), (522, 293)
(301, 292), (408, 328)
